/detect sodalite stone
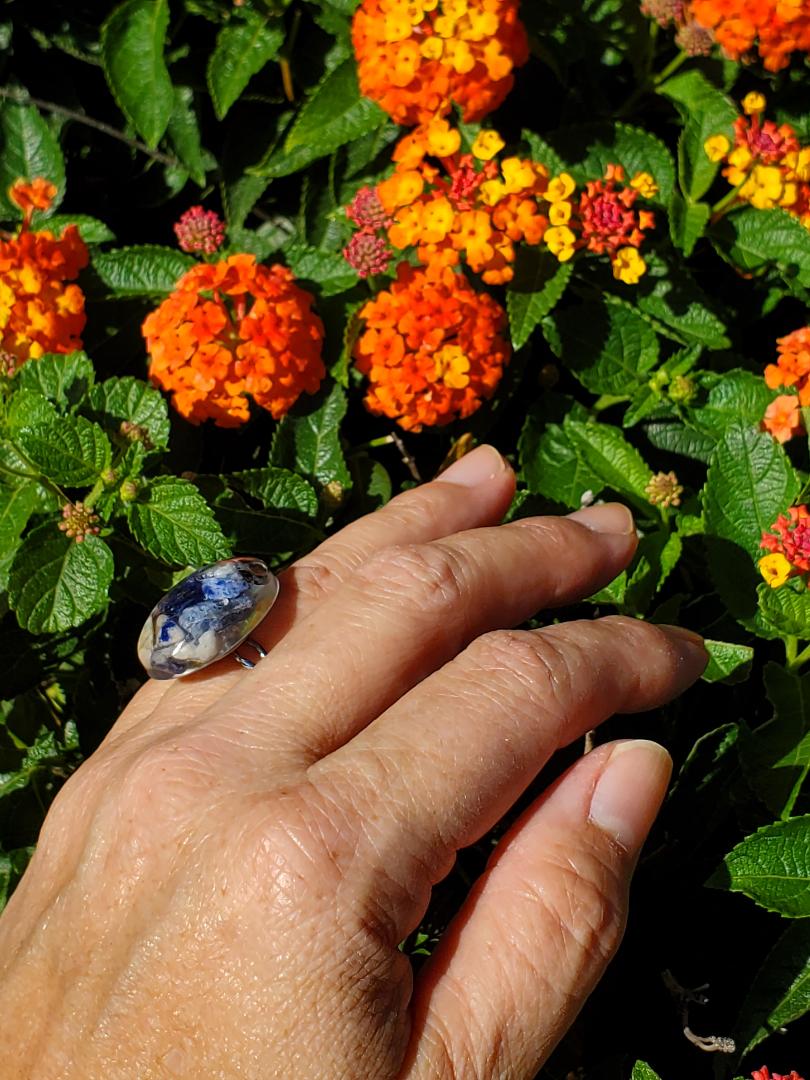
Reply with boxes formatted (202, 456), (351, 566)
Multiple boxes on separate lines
(137, 558), (279, 680)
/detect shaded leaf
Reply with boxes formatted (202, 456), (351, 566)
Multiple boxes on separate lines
(735, 920), (810, 1057)
(713, 208), (810, 287)
(506, 250), (572, 350)
(207, 13), (284, 120)
(658, 69), (737, 201)
(101, 0), (173, 148)
(232, 467), (318, 518)
(14, 351), (94, 408)
(93, 245), (195, 295)
(86, 376), (170, 450)
(552, 301), (659, 395)
(702, 640), (754, 683)
(271, 382), (352, 489)
(564, 418), (653, 501)
(15, 416), (111, 486)
(0, 101), (65, 218)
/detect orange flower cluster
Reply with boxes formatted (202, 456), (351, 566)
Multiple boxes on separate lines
(352, 262), (510, 430)
(759, 505), (810, 588)
(352, 0), (528, 125)
(762, 326), (810, 443)
(0, 180), (88, 365)
(705, 95), (810, 228)
(690, 0), (810, 70)
(372, 120), (548, 285)
(143, 255), (325, 427)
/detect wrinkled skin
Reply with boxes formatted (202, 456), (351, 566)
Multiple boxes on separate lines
(0, 446), (706, 1079)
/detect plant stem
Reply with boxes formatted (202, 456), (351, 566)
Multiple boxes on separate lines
(0, 86), (181, 169)
(785, 634), (799, 666)
(653, 50), (688, 86)
(789, 641), (810, 671)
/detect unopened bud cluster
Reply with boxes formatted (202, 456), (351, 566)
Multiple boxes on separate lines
(58, 501), (100, 543)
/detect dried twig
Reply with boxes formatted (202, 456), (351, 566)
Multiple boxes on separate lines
(661, 969), (736, 1054)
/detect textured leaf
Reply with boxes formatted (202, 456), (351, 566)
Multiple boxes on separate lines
(87, 376), (170, 449)
(735, 920), (810, 1056)
(0, 101), (65, 218)
(703, 426), (799, 557)
(14, 352), (94, 408)
(633, 256), (730, 348)
(0, 483), (39, 555)
(564, 419), (653, 501)
(253, 60), (387, 178)
(521, 129), (566, 176)
(713, 208), (810, 287)
(506, 250), (572, 350)
(232, 467), (318, 518)
(207, 14), (285, 120)
(691, 369), (773, 439)
(707, 815), (810, 917)
(126, 476), (231, 566)
(757, 582), (810, 639)
(271, 382), (352, 489)
(93, 245), (195, 295)
(742, 662), (810, 819)
(645, 421), (715, 463)
(101, 0), (173, 148)
(658, 70), (737, 201)
(282, 242), (358, 297)
(201, 479), (321, 560)
(669, 195), (710, 257)
(15, 416), (112, 486)
(631, 1064), (661, 1080)
(518, 398), (602, 508)
(544, 122), (675, 204)
(8, 526), (113, 633)
(626, 531), (682, 613)
(166, 86), (208, 186)
(702, 640), (754, 684)
(36, 214), (115, 244)
(552, 302), (659, 395)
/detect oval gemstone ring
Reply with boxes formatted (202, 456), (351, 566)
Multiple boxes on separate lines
(137, 557), (280, 680)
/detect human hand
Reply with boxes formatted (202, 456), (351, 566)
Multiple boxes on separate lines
(0, 445), (706, 1079)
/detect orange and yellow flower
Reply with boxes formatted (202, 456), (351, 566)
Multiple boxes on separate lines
(142, 255), (325, 427)
(763, 394), (804, 443)
(761, 327), (810, 444)
(760, 505), (810, 587)
(0, 179), (87, 365)
(690, 0), (810, 71)
(352, 0), (529, 125)
(352, 262), (510, 430)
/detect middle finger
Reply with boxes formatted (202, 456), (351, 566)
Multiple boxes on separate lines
(208, 503), (638, 760)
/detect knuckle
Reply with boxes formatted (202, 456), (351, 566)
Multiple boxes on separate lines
(467, 629), (576, 707)
(360, 543), (468, 610)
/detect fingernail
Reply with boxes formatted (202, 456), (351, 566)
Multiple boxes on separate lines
(567, 503), (635, 535)
(657, 623), (704, 648)
(589, 740), (672, 851)
(437, 444), (509, 488)
(656, 624), (709, 690)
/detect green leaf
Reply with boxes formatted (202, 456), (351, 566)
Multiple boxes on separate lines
(100, 0), (173, 148)
(35, 214), (115, 244)
(735, 920), (810, 1056)
(691, 369), (773, 439)
(232, 467), (318, 518)
(669, 194), (710, 257)
(758, 582), (810, 639)
(707, 815), (810, 917)
(588, 571), (627, 608)
(626, 531), (682, 613)
(0, 483), (39, 565)
(271, 382), (352, 489)
(281, 242), (358, 297)
(86, 376), (170, 450)
(14, 351), (94, 408)
(506, 250), (573, 350)
(564, 419), (653, 501)
(658, 69), (737, 201)
(544, 122), (675, 204)
(633, 256), (730, 349)
(207, 13), (285, 120)
(166, 86), (208, 187)
(713, 208), (810, 287)
(703, 426), (799, 558)
(645, 421), (715, 463)
(252, 60), (387, 179)
(518, 397), (602, 508)
(741, 662), (810, 819)
(15, 416), (112, 486)
(8, 525), (113, 633)
(0, 101), (65, 218)
(631, 1064), (661, 1080)
(92, 245), (195, 296)
(126, 476), (231, 567)
(552, 301), (659, 395)
(702, 640), (754, 683)
(521, 129), (566, 176)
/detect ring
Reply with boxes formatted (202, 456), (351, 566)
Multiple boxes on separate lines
(137, 557), (280, 680)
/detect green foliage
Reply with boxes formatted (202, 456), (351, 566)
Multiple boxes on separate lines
(0, 102), (65, 217)
(126, 476), (231, 566)
(735, 920), (810, 1056)
(93, 246), (196, 295)
(708, 815), (810, 917)
(207, 12), (285, 121)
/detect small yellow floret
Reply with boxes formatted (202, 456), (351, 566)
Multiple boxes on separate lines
(742, 91), (767, 115)
(630, 171), (659, 198)
(704, 134), (731, 162)
(472, 130), (506, 161)
(545, 225), (576, 262)
(759, 552), (792, 588)
(612, 247), (647, 284)
(546, 173), (576, 202)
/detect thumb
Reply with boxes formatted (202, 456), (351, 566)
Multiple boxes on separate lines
(403, 740), (672, 1079)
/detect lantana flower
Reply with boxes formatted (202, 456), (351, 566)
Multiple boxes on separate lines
(352, 0), (529, 125)
(352, 262), (510, 431)
(759, 505), (810, 587)
(690, 0), (810, 70)
(142, 255), (325, 427)
(0, 179), (88, 365)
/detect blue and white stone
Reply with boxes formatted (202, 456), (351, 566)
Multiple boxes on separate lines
(137, 558), (280, 680)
